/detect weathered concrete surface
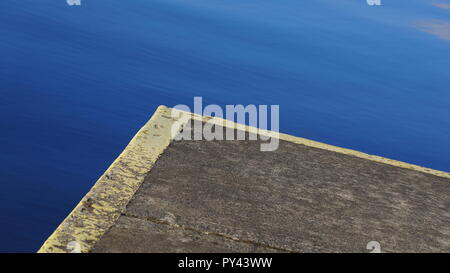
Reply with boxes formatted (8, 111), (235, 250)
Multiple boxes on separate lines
(92, 215), (280, 253)
(39, 107), (450, 253)
(92, 131), (450, 253)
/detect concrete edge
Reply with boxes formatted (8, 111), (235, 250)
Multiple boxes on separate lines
(38, 105), (450, 253)
(38, 105), (180, 253)
(185, 111), (450, 179)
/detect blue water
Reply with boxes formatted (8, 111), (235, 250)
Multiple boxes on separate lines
(1, 0), (449, 252)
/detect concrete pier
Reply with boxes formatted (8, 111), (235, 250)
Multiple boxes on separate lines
(39, 106), (450, 253)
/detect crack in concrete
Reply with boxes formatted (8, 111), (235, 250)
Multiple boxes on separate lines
(123, 213), (296, 253)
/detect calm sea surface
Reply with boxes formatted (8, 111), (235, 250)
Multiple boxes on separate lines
(1, 0), (449, 252)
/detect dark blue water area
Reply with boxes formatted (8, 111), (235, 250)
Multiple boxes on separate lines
(1, 0), (449, 252)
